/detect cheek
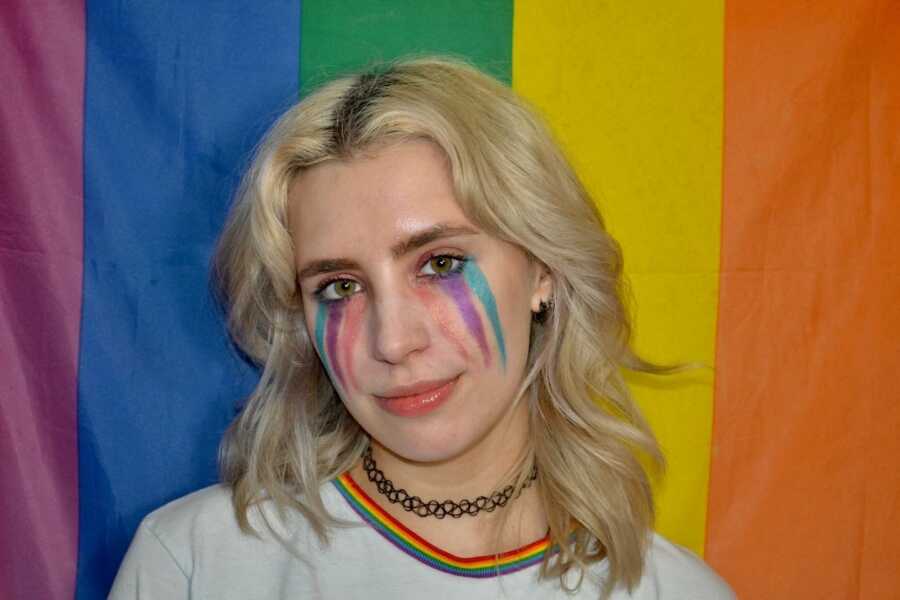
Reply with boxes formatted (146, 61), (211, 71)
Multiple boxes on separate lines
(313, 301), (345, 389)
(435, 273), (492, 367)
(312, 296), (364, 393)
(459, 261), (508, 369)
(423, 261), (510, 372)
(339, 296), (365, 390)
(413, 285), (471, 363)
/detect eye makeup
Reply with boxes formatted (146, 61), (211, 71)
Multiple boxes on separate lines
(436, 269), (492, 368)
(314, 293), (363, 393)
(418, 254), (467, 278)
(460, 261), (507, 368)
(338, 296), (364, 391)
(435, 259), (507, 370)
(311, 254), (508, 389)
(412, 284), (471, 363)
(315, 299), (348, 390)
(314, 277), (360, 302)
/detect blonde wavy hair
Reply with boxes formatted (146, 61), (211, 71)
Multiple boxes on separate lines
(215, 56), (668, 598)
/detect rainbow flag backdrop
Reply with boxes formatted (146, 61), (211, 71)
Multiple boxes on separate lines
(1, 1), (897, 598)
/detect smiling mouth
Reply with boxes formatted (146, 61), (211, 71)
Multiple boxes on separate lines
(374, 376), (459, 417)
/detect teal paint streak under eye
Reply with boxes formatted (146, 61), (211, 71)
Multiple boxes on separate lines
(463, 262), (507, 368)
(315, 301), (331, 375)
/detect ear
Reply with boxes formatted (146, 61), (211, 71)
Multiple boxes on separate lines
(529, 262), (554, 313)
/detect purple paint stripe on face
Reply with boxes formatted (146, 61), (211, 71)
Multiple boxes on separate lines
(325, 302), (347, 389)
(440, 276), (491, 367)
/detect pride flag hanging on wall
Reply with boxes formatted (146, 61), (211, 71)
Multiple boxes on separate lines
(2, 1), (897, 598)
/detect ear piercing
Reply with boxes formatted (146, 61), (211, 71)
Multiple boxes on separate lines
(533, 299), (553, 324)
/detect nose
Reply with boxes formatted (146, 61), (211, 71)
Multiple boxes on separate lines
(370, 290), (430, 365)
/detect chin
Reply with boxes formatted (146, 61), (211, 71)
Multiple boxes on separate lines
(377, 432), (467, 465)
(355, 377), (524, 466)
(365, 417), (479, 465)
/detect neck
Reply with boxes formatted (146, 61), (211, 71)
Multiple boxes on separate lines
(362, 446), (537, 517)
(350, 400), (547, 556)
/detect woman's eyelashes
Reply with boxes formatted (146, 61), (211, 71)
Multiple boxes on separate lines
(419, 254), (468, 279)
(315, 279), (360, 302)
(312, 254), (470, 303)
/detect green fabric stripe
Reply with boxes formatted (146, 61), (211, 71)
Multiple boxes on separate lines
(300, 0), (513, 93)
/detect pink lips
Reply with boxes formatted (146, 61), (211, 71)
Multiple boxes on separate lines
(374, 377), (459, 417)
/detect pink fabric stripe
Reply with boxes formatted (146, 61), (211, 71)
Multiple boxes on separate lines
(0, 2), (85, 598)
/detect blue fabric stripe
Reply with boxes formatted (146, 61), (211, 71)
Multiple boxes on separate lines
(77, 3), (299, 597)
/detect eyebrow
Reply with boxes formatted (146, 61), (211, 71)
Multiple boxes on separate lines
(390, 223), (478, 259)
(296, 223), (478, 281)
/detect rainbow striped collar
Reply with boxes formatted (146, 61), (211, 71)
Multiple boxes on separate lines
(333, 472), (551, 578)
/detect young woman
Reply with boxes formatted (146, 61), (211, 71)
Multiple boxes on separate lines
(110, 57), (734, 599)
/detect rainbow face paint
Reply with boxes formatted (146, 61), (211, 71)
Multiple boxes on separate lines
(314, 257), (508, 390)
(437, 275), (491, 367)
(338, 297), (364, 391)
(462, 261), (507, 367)
(315, 300), (347, 390)
(437, 260), (507, 370)
(413, 285), (471, 363)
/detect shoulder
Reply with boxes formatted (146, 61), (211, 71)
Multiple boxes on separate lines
(130, 481), (356, 549)
(142, 483), (236, 534)
(628, 533), (736, 599)
(121, 485), (247, 579)
(136, 484), (245, 556)
(109, 485), (240, 598)
(138, 481), (351, 551)
(110, 482), (356, 598)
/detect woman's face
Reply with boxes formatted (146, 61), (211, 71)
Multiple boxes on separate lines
(288, 140), (551, 463)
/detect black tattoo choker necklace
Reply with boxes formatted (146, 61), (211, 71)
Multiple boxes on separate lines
(362, 446), (538, 519)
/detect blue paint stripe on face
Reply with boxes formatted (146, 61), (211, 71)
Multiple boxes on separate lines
(463, 261), (507, 368)
(315, 301), (331, 375)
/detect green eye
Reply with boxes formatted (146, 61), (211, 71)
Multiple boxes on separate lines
(430, 256), (452, 273)
(420, 255), (467, 278)
(318, 279), (360, 301)
(335, 280), (357, 297)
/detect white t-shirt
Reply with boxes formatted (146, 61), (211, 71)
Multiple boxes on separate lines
(109, 480), (735, 599)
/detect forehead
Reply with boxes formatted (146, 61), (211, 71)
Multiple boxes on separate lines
(287, 140), (473, 260)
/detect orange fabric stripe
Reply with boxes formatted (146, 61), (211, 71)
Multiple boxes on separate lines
(707, 1), (900, 598)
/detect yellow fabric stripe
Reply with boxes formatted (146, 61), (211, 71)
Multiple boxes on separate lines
(512, 0), (723, 555)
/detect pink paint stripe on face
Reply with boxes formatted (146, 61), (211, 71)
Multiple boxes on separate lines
(438, 276), (491, 368)
(339, 296), (364, 392)
(325, 302), (347, 390)
(413, 285), (471, 363)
